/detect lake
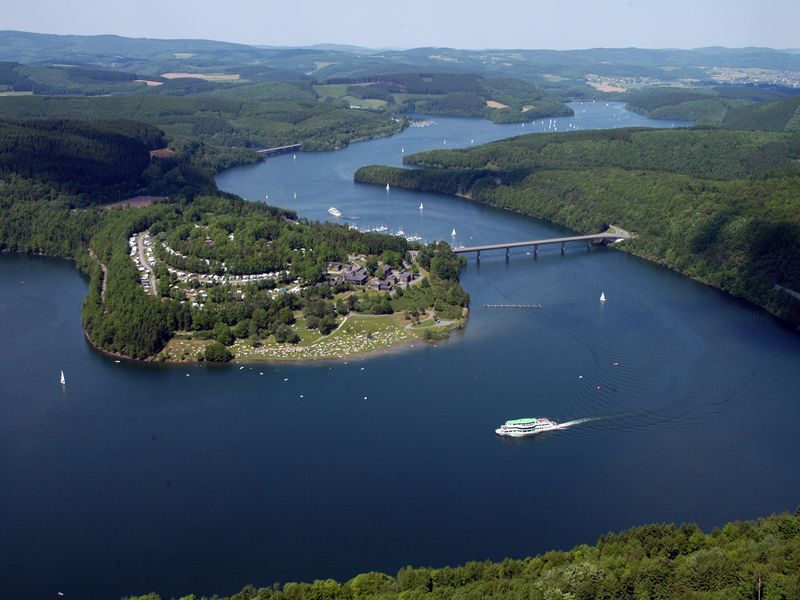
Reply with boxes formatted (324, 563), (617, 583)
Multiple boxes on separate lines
(2, 103), (799, 599)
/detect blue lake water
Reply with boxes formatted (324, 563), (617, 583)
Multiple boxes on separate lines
(2, 103), (799, 599)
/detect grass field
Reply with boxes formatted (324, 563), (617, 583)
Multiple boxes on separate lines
(158, 312), (455, 363)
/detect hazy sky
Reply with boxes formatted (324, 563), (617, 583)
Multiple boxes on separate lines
(3, 0), (798, 50)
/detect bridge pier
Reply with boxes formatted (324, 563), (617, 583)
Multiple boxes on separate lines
(505, 247), (510, 259)
(476, 250), (480, 262)
(560, 241), (565, 254)
(534, 244), (538, 256)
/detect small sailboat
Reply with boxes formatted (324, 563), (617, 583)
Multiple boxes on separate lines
(451, 228), (457, 237)
(419, 203), (424, 210)
(293, 154), (296, 160)
(600, 292), (607, 303)
(386, 182), (390, 191)
(293, 192), (297, 199)
(60, 370), (66, 385)
(401, 147), (405, 153)
(470, 139), (474, 144)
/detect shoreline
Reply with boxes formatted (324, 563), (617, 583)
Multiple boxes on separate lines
(82, 312), (464, 365)
(362, 178), (800, 333)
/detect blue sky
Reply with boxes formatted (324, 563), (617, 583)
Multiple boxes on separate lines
(3, 0), (798, 50)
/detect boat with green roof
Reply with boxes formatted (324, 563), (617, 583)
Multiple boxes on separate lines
(495, 417), (559, 437)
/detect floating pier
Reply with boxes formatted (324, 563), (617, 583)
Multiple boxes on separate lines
(482, 303), (542, 309)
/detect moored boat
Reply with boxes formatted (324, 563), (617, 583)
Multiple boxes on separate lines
(495, 417), (558, 437)
(328, 207), (342, 217)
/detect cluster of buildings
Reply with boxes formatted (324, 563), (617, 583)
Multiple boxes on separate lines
(130, 228), (421, 307)
(708, 67), (800, 89)
(327, 260), (419, 292)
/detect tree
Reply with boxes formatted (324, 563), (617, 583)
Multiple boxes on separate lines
(212, 322), (235, 346)
(366, 255), (379, 276)
(204, 341), (232, 362)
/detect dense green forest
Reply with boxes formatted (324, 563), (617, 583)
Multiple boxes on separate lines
(0, 118), (467, 360)
(356, 127), (800, 330)
(626, 86), (800, 126)
(123, 507), (800, 600)
(0, 94), (404, 171)
(0, 118), (166, 201)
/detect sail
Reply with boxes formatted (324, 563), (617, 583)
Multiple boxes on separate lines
(60, 370), (66, 385)
(451, 228), (456, 236)
(600, 292), (606, 302)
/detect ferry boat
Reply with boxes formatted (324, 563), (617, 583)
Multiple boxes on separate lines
(495, 417), (559, 437)
(328, 207), (342, 217)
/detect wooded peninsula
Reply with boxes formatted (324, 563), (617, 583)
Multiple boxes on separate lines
(0, 117), (468, 362)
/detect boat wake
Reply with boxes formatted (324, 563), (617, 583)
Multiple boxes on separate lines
(557, 417), (602, 430)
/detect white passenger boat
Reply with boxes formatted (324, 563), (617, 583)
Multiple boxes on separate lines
(495, 417), (559, 437)
(328, 207), (342, 217)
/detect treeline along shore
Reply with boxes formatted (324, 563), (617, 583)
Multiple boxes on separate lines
(356, 119), (800, 331)
(124, 508), (800, 599)
(0, 117), (468, 362)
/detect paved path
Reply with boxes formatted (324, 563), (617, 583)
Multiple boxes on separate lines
(137, 232), (156, 295)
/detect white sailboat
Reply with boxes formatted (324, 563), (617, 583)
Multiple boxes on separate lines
(60, 370), (66, 385)
(293, 192), (297, 199)
(451, 228), (457, 237)
(600, 292), (607, 302)
(419, 203), (424, 210)
(386, 182), (390, 191)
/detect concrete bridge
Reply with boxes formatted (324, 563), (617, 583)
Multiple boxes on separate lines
(256, 143), (301, 156)
(452, 232), (629, 260)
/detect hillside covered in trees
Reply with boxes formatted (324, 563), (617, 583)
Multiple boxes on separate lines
(124, 508), (800, 600)
(0, 93), (404, 172)
(625, 86), (800, 126)
(0, 118), (467, 361)
(356, 126), (800, 330)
